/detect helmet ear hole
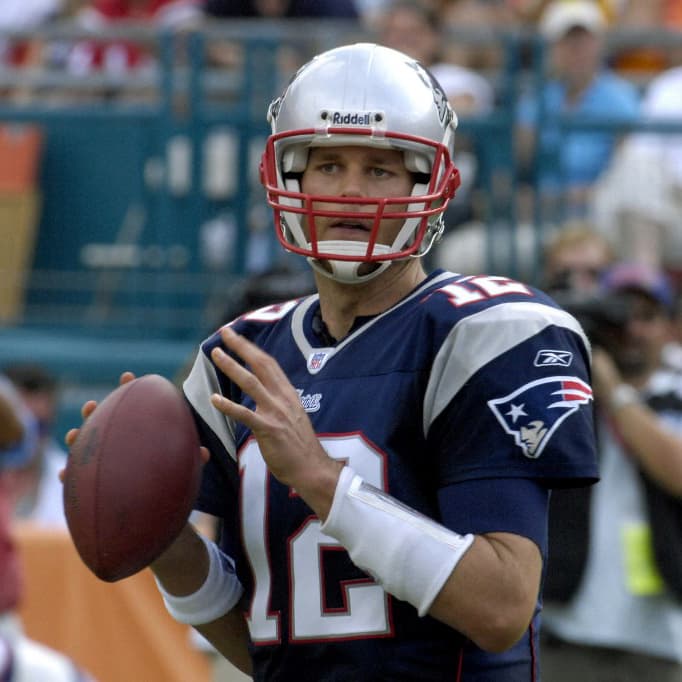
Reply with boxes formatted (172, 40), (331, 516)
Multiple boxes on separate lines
(283, 172), (303, 185)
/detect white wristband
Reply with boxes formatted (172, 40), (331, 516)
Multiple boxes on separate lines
(155, 535), (244, 625)
(320, 467), (474, 617)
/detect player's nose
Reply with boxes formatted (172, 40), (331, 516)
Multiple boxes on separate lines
(338, 167), (367, 198)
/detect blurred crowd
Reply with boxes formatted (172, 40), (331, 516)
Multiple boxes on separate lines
(3, 0), (682, 280)
(0, 367), (95, 681)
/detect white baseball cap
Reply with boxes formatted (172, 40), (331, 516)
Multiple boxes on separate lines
(539, 1), (607, 41)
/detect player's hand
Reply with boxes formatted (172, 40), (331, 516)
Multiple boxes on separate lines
(209, 326), (342, 520)
(60, 371), (210, 485)
(64, 371), (136, 453)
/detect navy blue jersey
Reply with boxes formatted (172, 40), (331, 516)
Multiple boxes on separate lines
(184, 270), (598, 681)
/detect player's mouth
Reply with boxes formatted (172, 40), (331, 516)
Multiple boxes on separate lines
(326, 220), (372, 237)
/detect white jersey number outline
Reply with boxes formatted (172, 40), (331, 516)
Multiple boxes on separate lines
(240, 434), (391, 643)
(441, 275), (531, 307)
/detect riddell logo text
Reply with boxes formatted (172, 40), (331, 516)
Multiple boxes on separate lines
(329, 112), (373, 125)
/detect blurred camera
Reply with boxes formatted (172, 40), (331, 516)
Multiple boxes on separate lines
(547, 284), (630, 349)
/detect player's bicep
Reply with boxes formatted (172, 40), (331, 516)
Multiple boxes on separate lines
(437, 477), (549, 556)
(429, 314), (597, 485)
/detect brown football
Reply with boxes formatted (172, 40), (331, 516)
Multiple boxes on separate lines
(63, 374), (202, 582)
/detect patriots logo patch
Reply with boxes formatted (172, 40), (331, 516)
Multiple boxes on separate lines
(488, 376), (593, 459)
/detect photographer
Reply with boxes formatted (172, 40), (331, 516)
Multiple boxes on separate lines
(543, 221), (615, 297)
(541, 262), (682, 681)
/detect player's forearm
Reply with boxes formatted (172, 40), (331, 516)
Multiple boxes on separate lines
(152, 523), (252, 674)
(150, 523), (209, 596)
(320, 467), (542, 653)
(288, 455), (345, 522)
(429, 531), (542, 652)
(196, 612), (253, 676)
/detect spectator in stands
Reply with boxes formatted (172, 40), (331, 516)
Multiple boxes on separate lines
(67, 0), (202, 99)
(373, 0), (442, 66)
(516, 0), (640, 224)
(0, 0), (69, 102)
(430, 61), (495, 231)
(540, 260), (682, 682)
(591, 62), (682, 276)
(375, 0), (495, 231)
(508, 0), (617, 27)
(0, 375), (95, 681)
(3, 364), (67, 529)
(201, 0), (359, 94)
(203, 0), (358, 18)
(373, 0), (508, 80)
(0, 0), (67, 60)
(541, 219), (682, 374)
(374, 0), (515, 73)
(542, 219), (615, 296)
(438, 0), (516, 72)
(430, 61), (494, 118)
(609, 0), (682, 80)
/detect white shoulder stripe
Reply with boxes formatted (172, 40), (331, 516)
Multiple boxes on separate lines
(423, 301), (590, 435)
(183, 350), (237, 461)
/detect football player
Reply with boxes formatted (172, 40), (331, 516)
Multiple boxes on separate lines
(72, 43), (598, 680)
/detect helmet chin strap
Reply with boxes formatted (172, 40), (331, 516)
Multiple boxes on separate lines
(307, 240), (394, 285)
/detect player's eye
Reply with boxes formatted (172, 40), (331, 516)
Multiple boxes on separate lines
(370, 166), (393, 178)
(318, 162), (340, 174)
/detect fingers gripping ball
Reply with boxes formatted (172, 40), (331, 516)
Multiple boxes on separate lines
(63, 374), (202, 582)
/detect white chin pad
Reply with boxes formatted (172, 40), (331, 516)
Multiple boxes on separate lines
(308, 257), (391, 285)
(307, 241), (394, 284)
(312, 240), (393, 258)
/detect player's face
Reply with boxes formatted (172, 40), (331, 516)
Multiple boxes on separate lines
(299, 146), (414, 247)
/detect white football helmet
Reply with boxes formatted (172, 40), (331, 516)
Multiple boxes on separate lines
(260, 42), (461, 284)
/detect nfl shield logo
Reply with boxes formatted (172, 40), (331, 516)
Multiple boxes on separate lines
(308, 351), (329, 374)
